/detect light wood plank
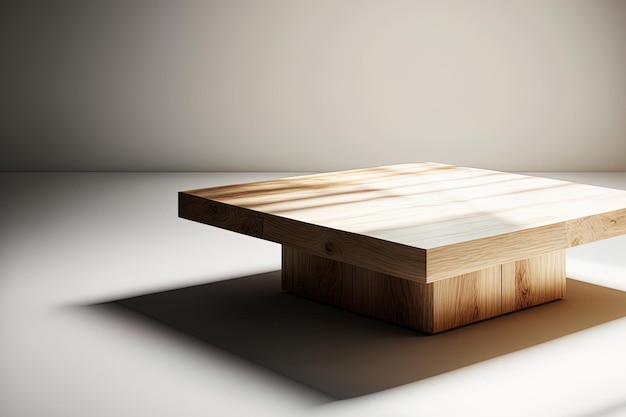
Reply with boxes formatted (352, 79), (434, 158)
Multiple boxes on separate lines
(352, 267), (434, 333)
(501, 250), (566, 313)
(178, 192), (263, 238)
(566, 210), (626, 247)
(266, 216), (426, 282)
(282, 246), (353, 310)
(432, 266), (501, 332)
(283, 246), (503, 333)
(180, 162), (626, 283)
(283, 246), (436, 332)
(426, 223), (566, 281)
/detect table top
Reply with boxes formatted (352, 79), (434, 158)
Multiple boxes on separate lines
(179, 163), (626, 282)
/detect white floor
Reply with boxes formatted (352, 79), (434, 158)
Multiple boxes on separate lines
(1, 171), (626, 417)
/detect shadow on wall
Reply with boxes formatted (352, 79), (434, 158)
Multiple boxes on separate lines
(96, 272), (626, 400)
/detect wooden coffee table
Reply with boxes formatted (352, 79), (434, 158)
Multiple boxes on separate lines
(179, 163), (626, 333)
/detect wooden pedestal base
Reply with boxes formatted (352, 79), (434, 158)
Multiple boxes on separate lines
(282, 246), (566, 333)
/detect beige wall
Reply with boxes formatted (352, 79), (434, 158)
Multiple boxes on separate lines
(2, 0), (625, 171)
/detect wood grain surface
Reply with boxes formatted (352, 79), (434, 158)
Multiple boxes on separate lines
(180, 163), (626, 283)
(501, 250), (566, 313)
(282, 246), (563, 333)
(282, 245), (353, 310)
(432, 265), (502, 332)
(283, 246), (434, 331)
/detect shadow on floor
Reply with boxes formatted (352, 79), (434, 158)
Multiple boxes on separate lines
(99, 272), (626, 399)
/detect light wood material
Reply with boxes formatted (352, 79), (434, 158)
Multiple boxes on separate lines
(501, 250), (566, 314)
(283, 246), (564, 333)
(282, 245), (353, 310)
(352, 268), (433, 332)
(180, 162), (626, 284)
(179, 162), (626, 332)
(283, 245), (433, 331)
(432, 265), (501, 332)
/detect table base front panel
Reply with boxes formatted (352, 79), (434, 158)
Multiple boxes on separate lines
(282, 246), (565, 333)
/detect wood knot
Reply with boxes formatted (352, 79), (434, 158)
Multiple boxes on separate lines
(324, 242), (335, 254)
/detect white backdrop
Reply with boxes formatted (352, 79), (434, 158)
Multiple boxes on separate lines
(1, 0), (625, 172)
